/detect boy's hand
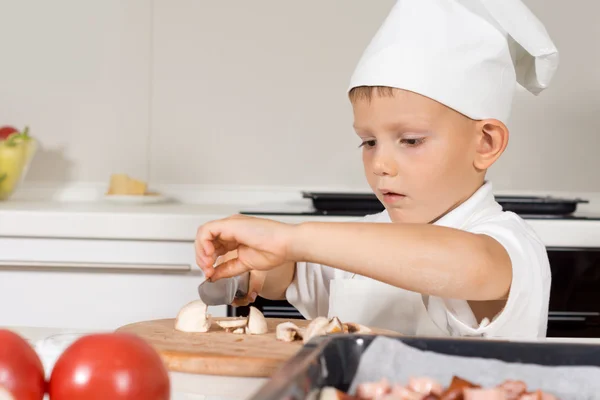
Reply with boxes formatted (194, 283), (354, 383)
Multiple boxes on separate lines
(214, 249), (267, 306)
(195, 214), (296, 282)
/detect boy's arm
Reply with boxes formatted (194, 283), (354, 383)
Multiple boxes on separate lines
(260, 261), (296, 300)
(290, 222), (512, 302)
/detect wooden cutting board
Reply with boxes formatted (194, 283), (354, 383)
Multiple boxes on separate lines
(116, 317), (394, 377)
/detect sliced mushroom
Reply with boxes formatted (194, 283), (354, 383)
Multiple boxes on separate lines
(246, 306), (268, 334)
(232, 327), (246, 334)
(0, 387), (15, 400)
(276, 322), (304, 342)
(343, 322), (371, 334)
(174, 299), (212, 333)
(216, 317), (248, 332)
(303, 316), (330, 344)
(317, 387), (357, 400)
(326, 317), (344, 334)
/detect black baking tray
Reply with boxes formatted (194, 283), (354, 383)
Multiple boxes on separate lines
(248, 335), (600, 400)
(302, 192), (589, 216)
(495, 196), (589, 216)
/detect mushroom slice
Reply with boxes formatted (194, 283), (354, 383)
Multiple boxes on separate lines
(326, 317), (344, 334)
(0, 387), (14, 400)
(246, 306), (268, 334)
(343, 322), (371, 334)
(303, 316), (330, 344)
(232, 327), (246, 334)
(216, 318), (248, 332)
(317, 387), (357, 400)
(276, 322), (303, 342)
(174, 299), (212, 333)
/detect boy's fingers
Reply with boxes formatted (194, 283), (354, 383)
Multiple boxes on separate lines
(211, 257), (251, 282)
(231, 292), (258, 307)
(194, 238), (214, 278)
(195, 220), (231, 276)
(231, 271), (265, 306)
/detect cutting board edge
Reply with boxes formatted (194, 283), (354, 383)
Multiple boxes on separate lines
(159, 350), (285, 377)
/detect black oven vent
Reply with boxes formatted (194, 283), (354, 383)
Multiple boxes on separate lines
(228, 297), (305, 320)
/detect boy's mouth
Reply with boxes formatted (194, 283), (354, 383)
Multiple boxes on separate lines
(379, 189), (406, 204)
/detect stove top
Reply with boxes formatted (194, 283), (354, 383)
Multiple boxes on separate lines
(240, 193), (597, 220)
(241, 210), (600, 220)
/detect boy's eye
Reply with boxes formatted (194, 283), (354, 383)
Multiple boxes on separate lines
(359, 140), (377, 149)
(401, 138), (425, 147)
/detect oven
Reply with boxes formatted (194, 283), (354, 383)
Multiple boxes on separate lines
(546, 247), (600, 337)
(233, 193), (600, 338)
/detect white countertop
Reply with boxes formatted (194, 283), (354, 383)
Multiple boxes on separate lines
(2, 192), (600, 247)
(0, 197), (355, 241)
(1, 181), (600, 246)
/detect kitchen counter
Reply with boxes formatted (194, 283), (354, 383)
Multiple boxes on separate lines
(5, 325), (268, 400)
(2, 182), (600, 244)
(6, 324), (600, 400)
(2, 197), (600, 247)
(0, 199), (355, 241)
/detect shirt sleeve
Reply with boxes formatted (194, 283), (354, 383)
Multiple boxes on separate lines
(285, 261), (336, 319)
(424, 215), (551, 338)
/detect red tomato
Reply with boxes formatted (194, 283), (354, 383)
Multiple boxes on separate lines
(48, 333), (170, 400)
(0, 329), (46, 400)
(0, 126), (18, 140)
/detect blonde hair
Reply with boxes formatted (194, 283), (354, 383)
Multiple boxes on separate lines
(348, 86), (396, 103)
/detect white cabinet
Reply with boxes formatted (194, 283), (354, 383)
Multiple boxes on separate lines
(0, 237), (226, 330)
(0, 201), (358, 331)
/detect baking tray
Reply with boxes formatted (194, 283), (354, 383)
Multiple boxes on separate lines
(248, 335), (600, 400)
(495, 196), (589, 216)
(302, 192), (589, 216)
(301, 191), (384, 214)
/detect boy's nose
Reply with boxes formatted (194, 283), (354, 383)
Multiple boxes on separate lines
(372, 151), (398, 177)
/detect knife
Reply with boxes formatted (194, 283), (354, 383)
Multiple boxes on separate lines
(197, 272), (250, 306)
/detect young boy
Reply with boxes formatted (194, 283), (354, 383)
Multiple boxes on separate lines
(195, 0), (559, 338)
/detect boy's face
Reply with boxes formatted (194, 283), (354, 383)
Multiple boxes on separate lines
(352, 88), (484, 224)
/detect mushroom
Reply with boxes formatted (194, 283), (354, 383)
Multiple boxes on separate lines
(326, 317), (344, 334)
(232, 327), (246, 334)
(343, 322), (371, 334)
(0, 387), (14, 400)
(303, 316), (330, 344)
(216, 317), (248, 332)
(246, 306), (268, 334)
(174, 299), (211, 333)
(317, 387), (357, 400)
(276, 321), (304, 342)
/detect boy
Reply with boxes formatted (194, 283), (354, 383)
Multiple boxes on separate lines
(195, 0), (559, 338)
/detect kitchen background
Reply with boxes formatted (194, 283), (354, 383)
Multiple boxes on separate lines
(1, 2), (600, 397)
(0, 0), (598, 194)
(1, 0), (600, 339)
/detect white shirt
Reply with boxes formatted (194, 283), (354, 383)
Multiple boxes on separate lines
(286, 182), (551, 339)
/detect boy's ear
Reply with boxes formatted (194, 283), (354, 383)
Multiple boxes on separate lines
(473, 119), (509, 170)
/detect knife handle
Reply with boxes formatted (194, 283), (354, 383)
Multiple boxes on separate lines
(234, 272), (250, 299)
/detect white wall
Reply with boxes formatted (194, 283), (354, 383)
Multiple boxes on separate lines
(0, 0), (152, 183)
(0, 0), (597, 192)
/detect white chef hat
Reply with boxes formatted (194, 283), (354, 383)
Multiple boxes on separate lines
(348, 0), (559, 123)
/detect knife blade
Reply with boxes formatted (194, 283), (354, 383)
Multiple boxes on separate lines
(197, 272), (250, 306)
